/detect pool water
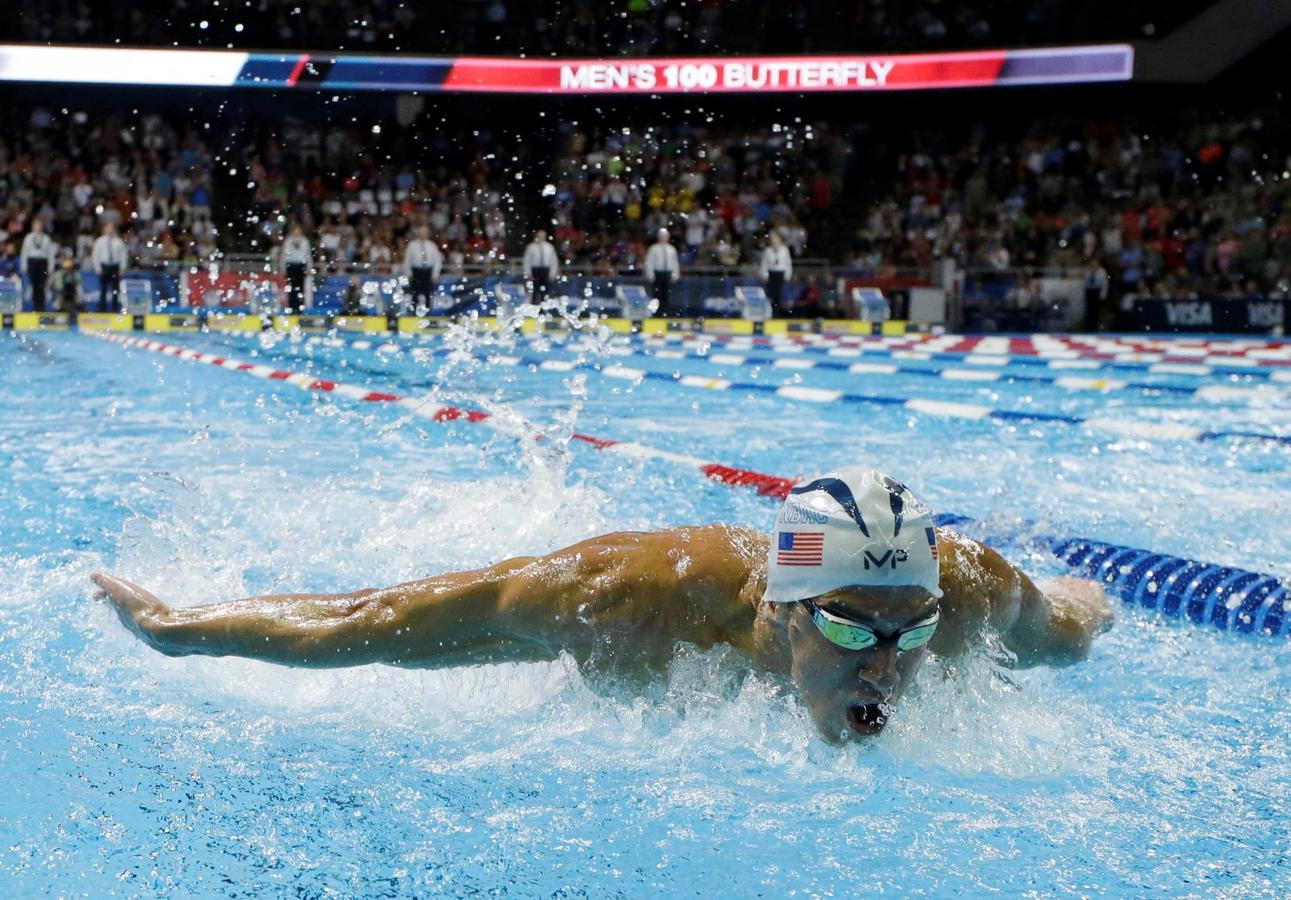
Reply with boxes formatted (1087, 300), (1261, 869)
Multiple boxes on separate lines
(1, 324), (1288, 896)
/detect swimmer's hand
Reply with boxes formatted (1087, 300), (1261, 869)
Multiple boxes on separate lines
(92, 572), (174, 650)
(1046, 576), (1114, 631)
(1031, 576), (1114, 664)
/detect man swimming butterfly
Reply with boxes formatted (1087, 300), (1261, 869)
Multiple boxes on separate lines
(95, 467), (1113, 743)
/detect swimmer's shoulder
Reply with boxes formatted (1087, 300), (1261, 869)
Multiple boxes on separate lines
(932, 527), (1015, 590)
(657, 523), (768, 574)
(643, 523), (767, 607)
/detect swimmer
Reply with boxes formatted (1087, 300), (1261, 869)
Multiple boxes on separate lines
(93, 467), (1113, 743)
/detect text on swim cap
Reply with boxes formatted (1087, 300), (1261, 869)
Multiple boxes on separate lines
(780, 501), (828, 525)
(863, 549), (909, 570)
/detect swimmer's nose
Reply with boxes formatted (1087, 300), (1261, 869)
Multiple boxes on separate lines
(856, 643), (901, 702)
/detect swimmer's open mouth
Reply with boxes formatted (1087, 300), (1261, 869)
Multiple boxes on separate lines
(847, 702), (888, 736)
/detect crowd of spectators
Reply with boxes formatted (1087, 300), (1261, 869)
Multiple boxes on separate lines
(0, 106), (219, 285)
(845, 107), (1291, 299)
(232, 122), (523, 274)
(4, 98), (1291, 311)
(14, 0), (1204, 56)
(547, 122), (847, 273)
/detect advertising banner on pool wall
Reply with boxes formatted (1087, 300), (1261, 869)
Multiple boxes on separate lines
(0, 44), (1133, 94)
(1132, 297), (1288, 333)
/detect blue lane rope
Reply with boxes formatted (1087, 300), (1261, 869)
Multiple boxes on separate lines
(932, 514), (1289, 638)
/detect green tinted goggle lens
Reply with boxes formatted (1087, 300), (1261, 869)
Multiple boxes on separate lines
(806, 601), (939, 652)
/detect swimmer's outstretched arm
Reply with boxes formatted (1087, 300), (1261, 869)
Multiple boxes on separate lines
(91, 563), (552, 668)
(91, 526), (757, 669)
(932, 532), (1114, 667)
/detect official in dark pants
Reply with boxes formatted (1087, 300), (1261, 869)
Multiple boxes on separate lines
(28, 259), (49, 312)
(98, 264), (121, 313)
(651, 271), (673, 313)
(760, 232), (793, 316)
(530, 266), (551, 304)
(92, 223), (127, 313)
(408, 267), (435, 310)
(1082, 262), (1109, 332)
(285, 263), (307, 313)
(281, 225), (313, 314)
(523, 230), (559, 306)
(21, 220), (54, 312)
(644, 229), (681, 316)
(403, 226), (443, 314)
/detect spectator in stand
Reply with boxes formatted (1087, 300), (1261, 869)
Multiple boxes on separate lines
(19, 218), (54, 312)
(50, 252), (81, 312)
(645, 228), (681, 315)
(403, 224), (443, 314)
(760, 231), (794, 315)
(91, 223), (127, 313)
(340, 277), (363, 316)
(523, 229), (559, 305)
(0, 241), (18, 280)
(365, 230), (393, 268)
(281, 224), (313, 313)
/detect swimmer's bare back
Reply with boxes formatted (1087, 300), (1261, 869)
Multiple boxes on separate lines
(93, 524), (1112, 672)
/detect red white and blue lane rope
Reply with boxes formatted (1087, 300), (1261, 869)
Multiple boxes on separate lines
(641, 330), (1291, 364)
(91, 331), (1291, 639)
(638, 332), (1291, 379)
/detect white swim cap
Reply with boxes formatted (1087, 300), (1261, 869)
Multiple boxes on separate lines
(763, 467), (943, 603)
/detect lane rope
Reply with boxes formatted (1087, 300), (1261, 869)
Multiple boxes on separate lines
(212, 329), (1291, 449)
(697, 331), (1291, 359)
(540, 334), (1287, 407)
(640, 332), (1291, 381)
(658, 331), (1291, 368)
(91, 330), (1290, 639)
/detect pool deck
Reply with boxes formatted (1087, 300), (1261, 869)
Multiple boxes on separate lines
(2, 311), (920, 336)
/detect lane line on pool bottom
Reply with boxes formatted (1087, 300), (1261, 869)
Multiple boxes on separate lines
(92, 331), (1290, 639)
(234, 330), (1291, 450)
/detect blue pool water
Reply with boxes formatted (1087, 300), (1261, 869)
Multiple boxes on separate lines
(1, 325), (1289, 896)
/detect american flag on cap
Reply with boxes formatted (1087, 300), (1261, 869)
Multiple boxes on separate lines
(777, 531), (824, 566)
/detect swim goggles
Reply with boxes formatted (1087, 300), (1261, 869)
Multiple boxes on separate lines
(801, 597), (939, 651)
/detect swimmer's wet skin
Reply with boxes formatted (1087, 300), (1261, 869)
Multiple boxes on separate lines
(93, 467), (1113, 744)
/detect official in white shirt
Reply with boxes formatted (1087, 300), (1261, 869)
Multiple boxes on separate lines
(281, 224), (313, 313)
(759, 232), (794, 314)
(403, 225), (443, 313)
(644, 228), (681, 315)
(20, 219), (54, 312)
(91, 223), (128, 313)
(522, 229), (559, 304)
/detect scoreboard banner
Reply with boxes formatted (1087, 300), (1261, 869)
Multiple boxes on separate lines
(0, 44), (1133, 93)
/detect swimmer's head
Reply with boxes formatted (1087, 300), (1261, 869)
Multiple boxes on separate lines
(762, 468), (942, 742)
